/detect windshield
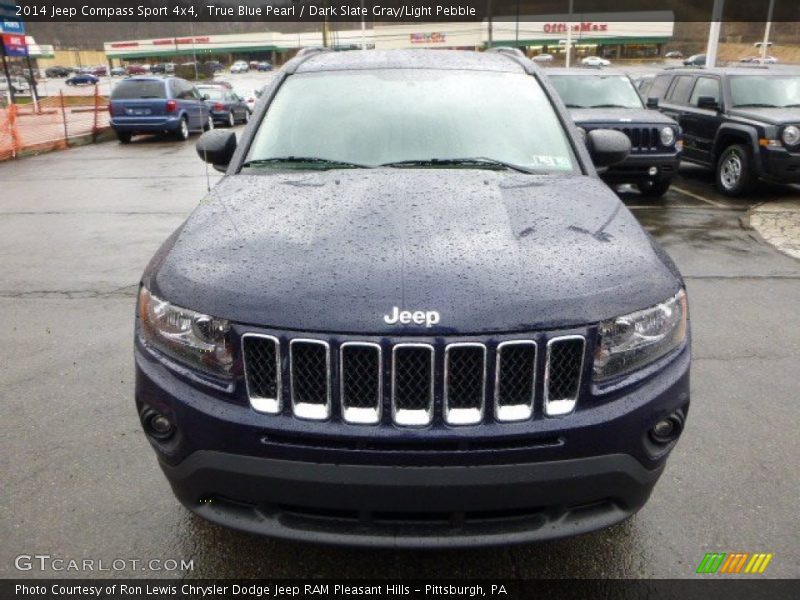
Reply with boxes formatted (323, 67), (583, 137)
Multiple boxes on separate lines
(111, 81), (165, 100)
(198, 87), (225, 100)
(245, 69), (576, 172)
(550, 75), (643, 109)
(730, 75), (800, 107)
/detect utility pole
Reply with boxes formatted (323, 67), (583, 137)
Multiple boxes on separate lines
(360, 0), (366, 49)
(565, 0), (574, 68)
(705, 0), (725, 67)
(487, 0), (493, 48)
(760, 0), (775, 61)
(1, 43), (15, 104)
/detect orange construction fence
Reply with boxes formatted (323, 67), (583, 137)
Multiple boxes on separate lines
(0, 86), (110, 160)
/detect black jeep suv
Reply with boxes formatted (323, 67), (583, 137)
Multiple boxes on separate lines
(548, 68), (682, 198)
(647, 66), (800, 196)
(135, 49), (691, 548)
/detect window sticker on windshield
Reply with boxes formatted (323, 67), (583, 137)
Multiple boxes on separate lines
(530, 155), (571, 169)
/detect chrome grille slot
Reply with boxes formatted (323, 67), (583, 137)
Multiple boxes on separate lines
(242, 334), (281, 414)
(495, 341), (537, 422)
(340, 342), (381, 425)
(392, 344), (434, 426)
(444, 343), (486, 425)
(544, 336), (585, 417)
(290, 339), (331, 420)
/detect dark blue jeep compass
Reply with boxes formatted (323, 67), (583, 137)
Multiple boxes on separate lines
(135, 49), (690, 548)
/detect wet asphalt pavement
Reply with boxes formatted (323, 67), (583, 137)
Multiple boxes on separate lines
(1, 135), (799, 580)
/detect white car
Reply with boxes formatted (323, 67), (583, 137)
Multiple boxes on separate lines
(533, 53), (554, 63)
(0, 76), (30, 94)
(231, 61), (249, 74)
(740, 55), (778, 64)
(581, 56), (611, 67)
(234, 88), (258, 113)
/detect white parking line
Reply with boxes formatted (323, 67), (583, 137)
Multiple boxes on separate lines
(671, 185), (730, 208)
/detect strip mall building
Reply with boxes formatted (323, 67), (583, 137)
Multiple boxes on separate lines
(103, 11), (674, 65)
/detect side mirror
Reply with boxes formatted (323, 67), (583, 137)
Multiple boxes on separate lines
(646, 97), (659, 109)
(697, 96), (720, 111)
(196, 130), (237, 170)
(586, 129), (631, 168)
(202, 93), (210, 100)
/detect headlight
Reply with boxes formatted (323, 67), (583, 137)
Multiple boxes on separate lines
(594, 290), (687, 381)
(659, 126), (676, 147)
(781, 125), (800, 146)
(138, 286), (233, 378)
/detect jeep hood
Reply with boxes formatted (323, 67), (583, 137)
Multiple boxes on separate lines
(568, 107), (676, 126)
(729, 107), (800, 125)
(146, 170), (681, 334)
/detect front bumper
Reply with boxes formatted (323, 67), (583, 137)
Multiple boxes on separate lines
(600, 152), (681, 185)
(135, 327), (690, 547)
(759, 146), (800, 183)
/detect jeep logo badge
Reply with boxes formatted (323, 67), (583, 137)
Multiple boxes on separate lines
(384, 306), (440, 328)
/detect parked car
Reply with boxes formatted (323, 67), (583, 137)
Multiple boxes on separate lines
(205, 61), (224, 73)
(231, 60), (249, 73)
(532, 53), (553, 63)
(646, 66), (800, 196)
(109, 76), (213, 143)
(256, 61), (273, 72)
(136, 49), (691, 548)
(248, 61), (260, 70)
(0, 76), (29, 94)
(150, 63), (167, 74)
(210, 79), (234, 90)
(548, 68), (682, 197)
(197, 85), (251, 127)
(65, 73), (99, 86)
(683, 54), (707, 66)
(234, 87), (259, 113)
(739, 55), (778, 65)
(165, 63), (176, 74)
(126, 64), (148, 75)
(664, 51), (684, 59)
(581, 56), (611, 67)
(110, 67), (127, 77)
(92, 66), (108, 76)
(45, 66), (72, 78)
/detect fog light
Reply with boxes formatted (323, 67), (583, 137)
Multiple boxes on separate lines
(648, 166), (659, 177)
(144, 410), (175, 439)
(650, 412), (683, 445)
(652, 419), (674, 438)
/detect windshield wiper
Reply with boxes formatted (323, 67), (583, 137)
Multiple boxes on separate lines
(733, 103), (779, 108)
(379, 157), (538, 174)
(241, 156), (370, 169)
(588, 104), (633, 108)
(564, 103), (587, 108)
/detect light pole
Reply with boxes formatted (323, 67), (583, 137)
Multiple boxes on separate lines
(705, 0), (725, 68)
(565, 0), (574, 68)
(360, 0), (366, 49)
(760, 0), (775, 61)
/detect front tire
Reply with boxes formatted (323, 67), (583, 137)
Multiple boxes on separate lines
(243, 110), (250, 124)
(175, 117), (190, 141)
(716, 144), (756, 197)
(227, 111), (235, 128)
(636, 178), (672, 198)
(204, 115), (214, 132)
(116, 131), (132, 144)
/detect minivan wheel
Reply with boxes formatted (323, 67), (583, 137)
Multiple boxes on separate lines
(204, 115), (214, 132)
(175, 117), (190, 141)
(116, 131), (132, 144)
(636, 178), (672, 198)
(716, 144), (756, 197)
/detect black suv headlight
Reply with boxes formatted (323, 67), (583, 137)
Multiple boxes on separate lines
(659, 126), (676, 147)
(781, 125), (800, 147)
(594, 290), (687, 381)
(138, 286), (233, 378)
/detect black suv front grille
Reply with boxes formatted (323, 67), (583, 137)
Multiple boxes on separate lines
(241, 333), (587, 426)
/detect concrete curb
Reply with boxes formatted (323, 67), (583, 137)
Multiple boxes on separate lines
(746, 199), (800, 260)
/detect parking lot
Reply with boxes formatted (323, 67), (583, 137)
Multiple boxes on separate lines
(1, 123), (799, 579)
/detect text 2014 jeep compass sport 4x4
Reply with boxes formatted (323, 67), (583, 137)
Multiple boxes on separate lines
(135, 50), (691, 548)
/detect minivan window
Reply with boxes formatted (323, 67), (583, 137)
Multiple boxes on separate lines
(668, 75), (695, 104)
(549, 74), (643, 109)
(198, 88), (226, 100)
(246, 69), (576, 172)
(111, 80), (165, 100)
(729, 75), (800, 108)
(690, 77), (721, 106)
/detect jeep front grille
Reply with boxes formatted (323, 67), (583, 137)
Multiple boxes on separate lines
(392, 344), (435, 426)
(544, 336), (586, 417)
(617, 126), (660, 152)
(290, 339), (331, 420)
(242, 333), (587, 426)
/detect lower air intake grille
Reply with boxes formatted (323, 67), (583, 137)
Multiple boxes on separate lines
(544, 337), (585, 417)
(290, 340), (330, 420)
(242, 334), (280, 414)
(392, 344), (434, 426)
